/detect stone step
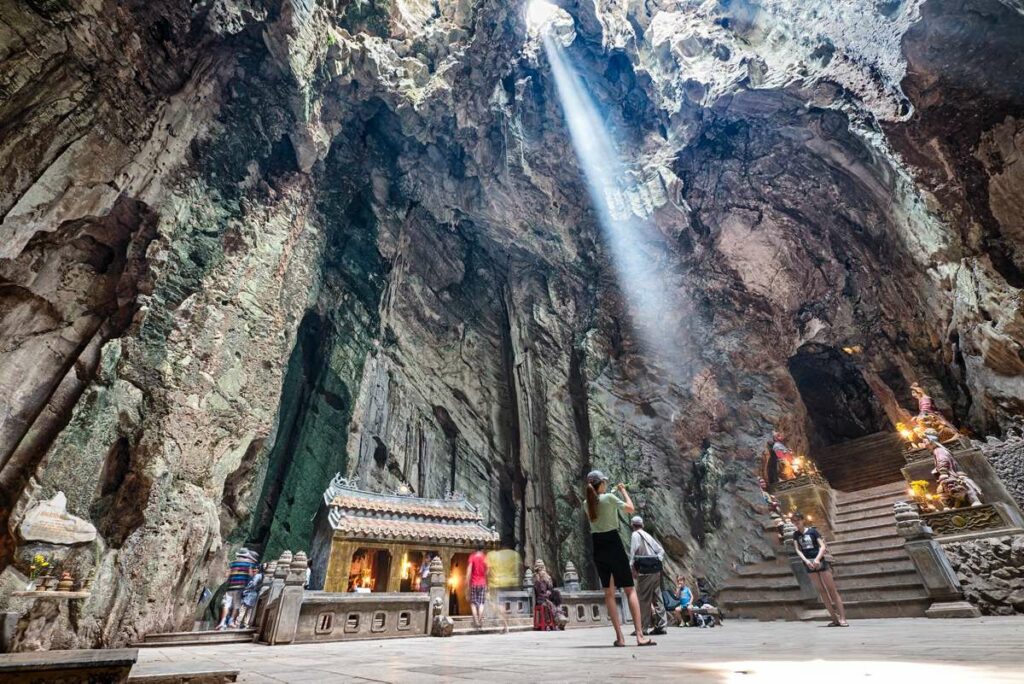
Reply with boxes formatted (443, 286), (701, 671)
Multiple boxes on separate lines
(834, 570), (922, 592)
(718, 585), (805, 603)
(833, 514), (895, 535)
(835, 481), (909, 501)
(832, 557), (916, 577)
(135, 630), (255, 648)
(129, 669), (239, 683)
(828, 536), (905, 556)
(833, 521), (898, 542)
(721, 574), (801, 591)
(835, 493), (908, 516)
(831, 476), (905, 492)
(841, 596), (931, 619)
(832, 582), (929, 604)
(718, 596), (808, 621)
(451, 616), (533, 634)
(735, 563), (793, 578)
(829, 546), (910, 564)
(834, 506), (898, 528)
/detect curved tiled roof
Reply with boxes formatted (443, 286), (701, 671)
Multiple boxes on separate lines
(330, 514), (500, 545)
(320, 474), (499, 546)
(328, 494), (482, 522)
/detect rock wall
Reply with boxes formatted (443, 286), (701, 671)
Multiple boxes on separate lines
(943, 535), (1024, 615)
(0, 0), (1023, 643)
(980, 434), (1024, 511)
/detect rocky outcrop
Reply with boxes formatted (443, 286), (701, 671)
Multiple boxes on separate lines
(980, 433), (1024, 511)
(943, 535), (1024, 615)
(1, 0), (1023, 643)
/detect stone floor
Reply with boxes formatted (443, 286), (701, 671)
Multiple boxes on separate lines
(133, 617), (1024, 683)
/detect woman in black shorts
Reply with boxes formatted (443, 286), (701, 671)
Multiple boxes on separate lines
(792, 512), (848, 626)
(585, 470), (656, 647)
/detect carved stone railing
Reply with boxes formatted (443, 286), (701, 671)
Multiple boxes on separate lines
(295, 593), (431, 642)
(259, 555), (632, 642)
(892, 502), (979, 619)
(768, 472), (829, 493)
(922, 503), (1022, 538)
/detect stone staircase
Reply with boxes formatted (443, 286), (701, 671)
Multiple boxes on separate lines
(133, 628), (255, 648)
(813, 432), (907, 492)
(720, 482), (931, 620)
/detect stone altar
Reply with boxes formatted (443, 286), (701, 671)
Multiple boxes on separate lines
(769, 473), (836, 539)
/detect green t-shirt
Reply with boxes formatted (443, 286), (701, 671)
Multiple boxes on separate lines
(590, 492), (626, 533)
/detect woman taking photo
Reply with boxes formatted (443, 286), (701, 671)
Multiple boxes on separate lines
(585, 470), (656, 647)
(791, 512), (848, 627)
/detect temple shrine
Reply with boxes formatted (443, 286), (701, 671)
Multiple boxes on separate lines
(309, 475), (500, 614)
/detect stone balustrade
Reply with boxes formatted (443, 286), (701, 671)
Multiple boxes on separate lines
(295, 593), (431, 642)
(258, 551), (625, 644)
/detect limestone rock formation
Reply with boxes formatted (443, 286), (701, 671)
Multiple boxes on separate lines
(0, 0), (1023, 644)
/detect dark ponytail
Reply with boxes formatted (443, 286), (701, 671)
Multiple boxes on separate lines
(585, 482), (599, 522)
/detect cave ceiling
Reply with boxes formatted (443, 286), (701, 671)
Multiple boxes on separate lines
(0, 0), (1022, 645)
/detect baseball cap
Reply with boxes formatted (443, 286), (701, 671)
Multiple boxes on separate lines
(630, 515), (644, 527)
(586, 470), (608, 486)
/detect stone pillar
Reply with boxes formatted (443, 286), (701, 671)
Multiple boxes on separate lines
(265, 551), (308, 645)
(428, 556), (453, 637)
(771, 474), (837, 539)
(562, 562), (580, 592)
(893, 502), (980, 618)
(258, 551), (292, 642)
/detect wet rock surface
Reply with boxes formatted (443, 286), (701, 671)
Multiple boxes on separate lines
(0, 0), (1023, 643)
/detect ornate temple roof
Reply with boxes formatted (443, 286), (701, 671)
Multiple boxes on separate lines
(321, 474), (500, 546)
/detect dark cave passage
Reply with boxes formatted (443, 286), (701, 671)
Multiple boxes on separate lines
(788, 344), (889, 450)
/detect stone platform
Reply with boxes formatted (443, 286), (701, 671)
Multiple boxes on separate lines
(131, 617), (1024, 683)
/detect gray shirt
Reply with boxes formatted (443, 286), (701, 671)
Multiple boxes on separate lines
(629, 529), (665, 565)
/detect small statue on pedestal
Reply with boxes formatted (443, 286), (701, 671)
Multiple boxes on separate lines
(935, 467), (983, 510)
(771, 432), (796, 481)
(909, 384), (959, 442)
(758, 478), (786, 542)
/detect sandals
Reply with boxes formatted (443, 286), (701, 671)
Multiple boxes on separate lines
(637, 640), (657, 647)
(613, 640), (626, 647)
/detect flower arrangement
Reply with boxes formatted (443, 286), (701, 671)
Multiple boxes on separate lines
(28, 554), (49, 581)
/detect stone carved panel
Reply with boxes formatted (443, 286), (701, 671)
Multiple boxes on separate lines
(18, 492), (96, 545)
(769, 473), (829, 494)
(923, 504), (1009, 536)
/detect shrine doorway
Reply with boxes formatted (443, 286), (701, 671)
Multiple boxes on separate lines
(348, 548), (392, 592)
(447, 552), (471, 616)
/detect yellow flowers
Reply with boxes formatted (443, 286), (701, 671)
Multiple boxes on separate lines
(29, 554), (50, 580)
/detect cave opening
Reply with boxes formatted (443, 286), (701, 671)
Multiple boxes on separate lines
(787, 343), (889, 450)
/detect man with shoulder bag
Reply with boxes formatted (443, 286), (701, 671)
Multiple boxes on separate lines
(629, 516), (668, 635)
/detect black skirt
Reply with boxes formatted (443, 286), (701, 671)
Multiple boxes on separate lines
(591, 530), (634, 589)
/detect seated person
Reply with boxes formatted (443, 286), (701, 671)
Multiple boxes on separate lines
(672, 576), (695, 627)
(532, 560), (566, 629)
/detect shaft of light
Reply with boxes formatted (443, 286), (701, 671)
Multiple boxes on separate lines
(542, 32), (683, 373)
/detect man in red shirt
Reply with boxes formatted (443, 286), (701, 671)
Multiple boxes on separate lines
(466, 544), (488, 629)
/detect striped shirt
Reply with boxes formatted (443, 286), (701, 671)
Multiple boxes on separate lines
(227, 559), (255, 589)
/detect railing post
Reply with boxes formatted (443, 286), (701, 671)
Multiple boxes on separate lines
(257, 551), (291, 641)
(562, 562), (580, 592)
(428, 556), (452, 636)
(893, 502), (980, 618)
(266, 551), (308, 645)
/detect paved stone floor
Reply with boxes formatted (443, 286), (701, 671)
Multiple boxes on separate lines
(133, 617), (1024, 683)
